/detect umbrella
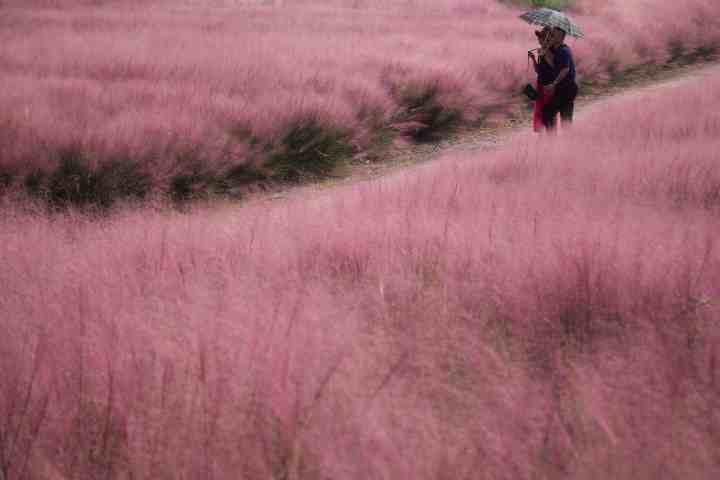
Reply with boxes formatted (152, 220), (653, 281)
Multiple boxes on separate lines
(519, 8), (584, 39)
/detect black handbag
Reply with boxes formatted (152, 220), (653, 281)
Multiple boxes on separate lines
(523, 83), (539, 101)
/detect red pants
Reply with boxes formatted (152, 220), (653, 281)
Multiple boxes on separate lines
(533, 82), (555, 132)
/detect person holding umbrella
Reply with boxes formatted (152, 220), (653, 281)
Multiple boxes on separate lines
(528, 26), (557, 132)
(521, 8), (583, 132)
(541, 26), (578, 130)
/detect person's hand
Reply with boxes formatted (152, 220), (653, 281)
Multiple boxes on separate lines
(539, 34), (551, 49)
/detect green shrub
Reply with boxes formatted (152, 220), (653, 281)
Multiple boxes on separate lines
(47, 145), (96, 207)
(668, 39), (687, 62)
(529, 0), (570, 9)
(0, 168), (13, 193)
(265, 116), (355, 182)
(392, 81), (463, 142)
(24, 170), (46, 197)
(224, 163), (267, 186)
(668, 41), (718, 64)
(168, 155), (212, 204)
(500, 0), (571, 10)
(24, 145), (151, 210)
(93, 157), (151, 208)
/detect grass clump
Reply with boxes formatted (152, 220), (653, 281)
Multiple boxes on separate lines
(668, 40), (719, 65)
(24, 144), (151, 210)
(0, 168), (13, 194)
(265, 116), (356, 182)
(93, 157), (153, 209)
(528, 0), (570, 9)
(392, 81), (464, 142)
(500, 0), (571, 10)
(168, 156), (213, 205)
(223, 163), (267, 187)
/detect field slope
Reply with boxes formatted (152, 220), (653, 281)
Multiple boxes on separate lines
(2, 0), (719, 206)
(1, 65), (719, 479)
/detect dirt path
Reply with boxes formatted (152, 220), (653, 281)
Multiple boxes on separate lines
(234, 58), (720, 209)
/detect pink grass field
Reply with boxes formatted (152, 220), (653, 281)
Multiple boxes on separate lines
(1, 0), (719, 189)
(1, 66), (720, 478)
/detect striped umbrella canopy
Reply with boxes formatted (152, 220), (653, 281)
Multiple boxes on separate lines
(519, 8), (584, 39)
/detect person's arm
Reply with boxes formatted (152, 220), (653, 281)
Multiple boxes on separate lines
(549, 67), (570, 89)
(529, 54), (541, 73)
(547, 48), (571, 91)
(539, 47), (554, 67)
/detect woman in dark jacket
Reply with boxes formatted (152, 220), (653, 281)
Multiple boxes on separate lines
(528, 27), (556, 132)
(529, 26), (579, 131)
(544, 27), (579, 130)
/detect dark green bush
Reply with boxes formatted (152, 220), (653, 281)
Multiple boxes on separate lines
(530, 0), (570, 9)
(392, 81), (463, 142)
(265, 116), (355, 182)
(24, 170), (46, 197)
(224, 163), (267, 186)
(0, 168), (13, 193)
(47, 145), (96, 207)
(168, 157), (212, 204)
(24, 145), (151, 210)
(668, 39), (687, 62)
(500, 0), (571, 10)
(93, 157), (152, 208)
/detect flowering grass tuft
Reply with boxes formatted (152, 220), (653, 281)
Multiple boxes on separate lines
(1, 0), (719, 205)
(2, 63), (720, 479)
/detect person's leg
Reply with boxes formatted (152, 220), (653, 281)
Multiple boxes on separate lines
(541, 100), (559, 130)
(559, 100), (574, 124)
(558, 83), (578, 127)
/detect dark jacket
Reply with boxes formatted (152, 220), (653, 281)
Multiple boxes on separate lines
(536, 56), (555, 86)
(551, 44), (577, 94)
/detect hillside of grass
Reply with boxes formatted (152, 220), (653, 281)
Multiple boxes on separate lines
(1, 0), (719, 209)
(2, 66), (719, 479)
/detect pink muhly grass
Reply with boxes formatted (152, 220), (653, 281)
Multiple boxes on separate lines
(1, 0), (719, 198)
(1, 48), (720, 480)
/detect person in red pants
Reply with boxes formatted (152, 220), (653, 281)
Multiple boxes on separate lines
(528, 27), (556, 132)
(541, 26), (578, 131)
